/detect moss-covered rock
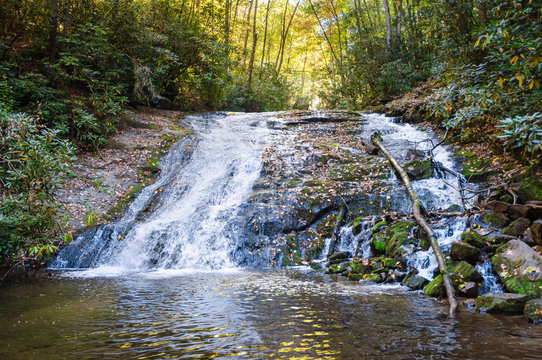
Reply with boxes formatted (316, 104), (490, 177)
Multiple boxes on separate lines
(328, 263), (348, 274)
(460, 228), (487, 249)
(492, 239), (542, 298)
(502, 217), (531, 237)
(475, 293), (528, 314)
(451, 261), (484, 284)
(348, 273), (365, 281)
(450, 241), (481, 264)
(524, 298), (542, 324)
(457, 282), (479, 298)
(403, 275), (429, 290)
(371, 231), (389, 254)
(482, 211), (510, 229)
(403, 160), (433, 180)
(518, 176), (542, 202)
(350, 259), (372, 274)
(385, 231), (409, 258)
(371, 220), (387, 234)
(424, 274), (446, 298)
(328, 251), (351, 262)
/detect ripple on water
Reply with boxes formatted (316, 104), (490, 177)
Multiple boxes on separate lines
(1, 270), (541, 359)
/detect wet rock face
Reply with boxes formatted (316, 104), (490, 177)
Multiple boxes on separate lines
(524, 298), (542, 324)
(242, 111), (402, 266)
(492, 239), (542, 298)
(450, 241), (481, 265)
(475, 293), (528, 314)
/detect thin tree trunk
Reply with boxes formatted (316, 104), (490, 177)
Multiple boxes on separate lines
(383, 0), (392, 53)
(259, 0), (272, 73)
(247, 0), (258, 92)
(224, 0), (231, 46)
(60, 0), (70, 52)
(396, 0), (402, 49)
(49, 0), (59, 60)
(243, 0), (254, 55)
(276, 0), (300, 74)
(371, 133), (458, 317)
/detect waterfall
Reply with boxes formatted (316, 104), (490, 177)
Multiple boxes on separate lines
(51, 113), (274, 272)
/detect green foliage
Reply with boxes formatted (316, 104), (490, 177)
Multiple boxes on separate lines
(0, 107), (74, 262)
(225, 65), (292, 112)
(497, 113), (542, 159)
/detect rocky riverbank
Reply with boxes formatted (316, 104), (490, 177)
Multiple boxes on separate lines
(55, 107), (191, 234)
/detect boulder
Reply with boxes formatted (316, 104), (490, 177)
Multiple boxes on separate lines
(460, 228), (487, 249)
(450, 261), (484, 283)
(404, 275), (429, 290)
(450, 241), (481, 264)
(492, 239), (542, 298)
(403, 160), (433, 180)
(458, 282), (479, 298)
(475, 293), (528, 314)
(370, 220), (415, 255)
(502, 217), (531, 237)
(482, 211), (510, 229)
(524, 298), (542, 324)
(328, 251), (351, 262)
(350, 259), (372, 274)
(424, 274), (446, 298)
(491, 233), (517, 245)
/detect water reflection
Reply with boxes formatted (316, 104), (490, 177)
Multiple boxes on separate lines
(1, 270), (541, 359)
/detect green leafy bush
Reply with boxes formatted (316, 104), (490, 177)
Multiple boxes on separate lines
(0, 108), (74, 263)
(497, 113), (542, 160)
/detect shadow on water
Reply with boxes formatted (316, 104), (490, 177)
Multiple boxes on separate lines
(1, 270), (541, 359)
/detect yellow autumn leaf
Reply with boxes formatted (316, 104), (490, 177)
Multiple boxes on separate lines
(529, 79), (534, 89)
(511, 55), (518, 65)
(517, 75), (523, 87)
(474, 38), (481, 48)
(499, 77), (504, 86)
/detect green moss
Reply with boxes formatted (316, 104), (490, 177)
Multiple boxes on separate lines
(385, 231), (408, 258)
(348, 273), (365, 281)
(328, 263), (348, 274)
(371, 220), (387, 234)
(424, 274), (446, 298)
(460, 229), (487, 249)
(371, 232), (388, 254)
(518, 176), (542, 202)
(482, 211), (510, 228)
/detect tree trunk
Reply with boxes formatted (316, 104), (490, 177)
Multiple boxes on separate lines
(247, 0), (258, 92)
(224, 0), (231, 46)
(276, 0), (300, 74)
(371, 132), (458, 317)
(259, 0), (272, 73)
(49, 0), (59, 60)
(243, 0), (254, 55)
(396, 0), (402, 50)
(383, 0), (392, 53)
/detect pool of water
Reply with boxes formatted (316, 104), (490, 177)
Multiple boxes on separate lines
(1, 270), (541, 359)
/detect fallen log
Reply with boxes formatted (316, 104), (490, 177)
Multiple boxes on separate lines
(371, 132), (458, 317)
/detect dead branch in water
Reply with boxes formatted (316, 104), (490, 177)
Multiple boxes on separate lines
(371, 132), (458, 317)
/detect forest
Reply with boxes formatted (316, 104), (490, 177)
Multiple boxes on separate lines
(0, 0), (541, 267)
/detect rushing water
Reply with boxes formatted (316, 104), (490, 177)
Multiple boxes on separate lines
(52, 113), (274, 272)
(5, 112), (538, 359)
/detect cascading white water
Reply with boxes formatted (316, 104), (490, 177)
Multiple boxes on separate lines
(52, 113), (274, 272)
(362, 113), (471, 211)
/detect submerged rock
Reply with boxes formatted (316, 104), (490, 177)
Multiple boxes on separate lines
(524, 298), (542, 324)
(450, 241), (481, 264)
(475, 293), (528, 314)
(492, 239), (542, 298)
